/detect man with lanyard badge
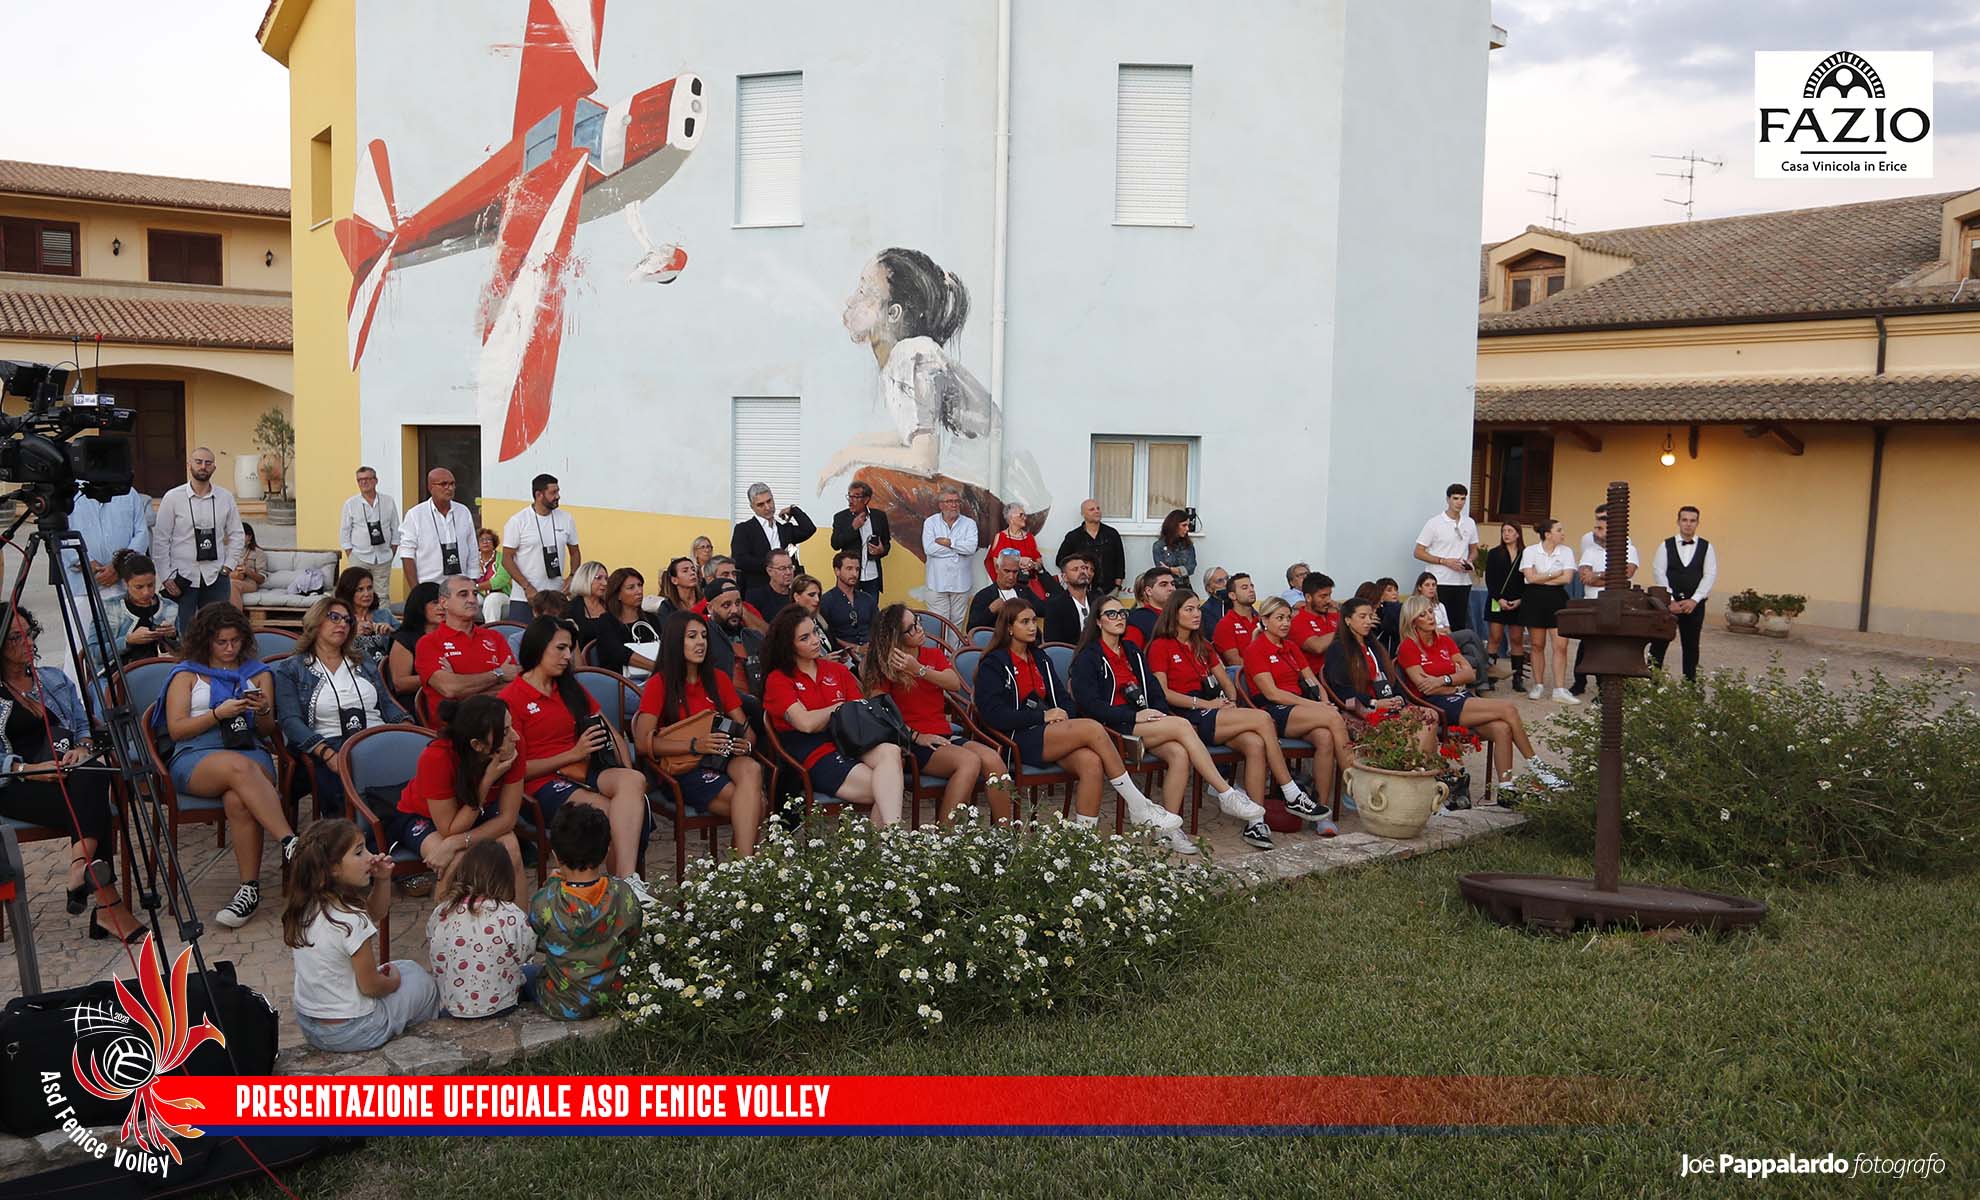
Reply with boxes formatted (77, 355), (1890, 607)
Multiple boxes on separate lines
(400, 467), (481, 591)
(154, 447), (245, 637)
(501, 473), (581, 620)
(339, 466), (401, 579)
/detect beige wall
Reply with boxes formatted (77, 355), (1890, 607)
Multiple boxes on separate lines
(1527, 423), (1980, 642)
(0, 195), (290, 291)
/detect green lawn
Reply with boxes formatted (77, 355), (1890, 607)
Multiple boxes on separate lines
(242, 833), (1979, 1199)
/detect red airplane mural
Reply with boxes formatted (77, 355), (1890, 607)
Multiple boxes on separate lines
(335, 0), (702, 460)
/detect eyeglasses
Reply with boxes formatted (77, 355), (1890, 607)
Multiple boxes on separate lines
(324, 612), (353, 625)
(1099, 609), (1128, 620)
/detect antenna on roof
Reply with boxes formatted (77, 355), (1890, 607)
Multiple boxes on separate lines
(1652, 151), (1724, 221)
(1526, 170), (1574, 230)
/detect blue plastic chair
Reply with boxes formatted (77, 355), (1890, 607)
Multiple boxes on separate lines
(969, 627), (994, 649)
(335, 724), (436, 960)
(253, 629), (298, 661)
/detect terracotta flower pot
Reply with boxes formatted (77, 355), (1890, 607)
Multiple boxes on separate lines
(1725, 610), (1759, 634)
(1343, 757), (1450, 839)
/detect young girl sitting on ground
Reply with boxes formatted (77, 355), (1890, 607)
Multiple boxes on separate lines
(427, 839), (538, 1019)
(283, 819), (441, 1052)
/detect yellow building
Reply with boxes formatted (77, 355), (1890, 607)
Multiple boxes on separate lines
(0, 160), (293, 505)
(1475, 189), (1980, 642)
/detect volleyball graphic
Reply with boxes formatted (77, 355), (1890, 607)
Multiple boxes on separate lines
(99, 1035), (158, 1091)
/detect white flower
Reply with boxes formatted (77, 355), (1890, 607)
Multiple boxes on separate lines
(1720, 808), (1731, 821)
(1817, 780), (1832, 791)
(899, 968), (913, 982)
(1913, 781), (1927, 791)
(771, 1007), (784, 1021)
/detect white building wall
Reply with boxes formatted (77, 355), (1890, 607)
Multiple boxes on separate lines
(350, 0), (1490, 590)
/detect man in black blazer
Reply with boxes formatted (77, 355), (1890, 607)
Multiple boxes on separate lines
(731, 482), (817, 595)
(829, 480), (891, 596)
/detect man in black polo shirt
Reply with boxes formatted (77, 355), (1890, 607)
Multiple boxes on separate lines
(746, 548), (798, 622)
(1054, 498), (1126, 596)
(819, 551), (879, 649)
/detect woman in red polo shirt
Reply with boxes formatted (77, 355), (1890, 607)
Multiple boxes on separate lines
(1242, 597), (1351, 833)
(1397, 595), (1535, 788)
(634, 611), (766, 857)
(860, 603), (1014, 822)
(395, 694), (526, 896)
(1147, 591), (1317, 845)
(502, 618), (651, 888)
(760, 607), (906, 825)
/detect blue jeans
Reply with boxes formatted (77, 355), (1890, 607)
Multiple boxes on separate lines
(295, 961), (441, 1052)
(172, 575), (234, 636)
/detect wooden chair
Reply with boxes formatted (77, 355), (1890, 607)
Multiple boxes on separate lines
(953, 647), (1090, 829)
(910, 607), (967, 651)
(137, 703), (287, 895)
(335, 724), (434, 961)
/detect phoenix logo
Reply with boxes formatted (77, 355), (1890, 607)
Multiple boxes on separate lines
(70, 934), (224, 1163)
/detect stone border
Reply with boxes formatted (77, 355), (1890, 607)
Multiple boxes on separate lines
(1, 806), (1524, 1183)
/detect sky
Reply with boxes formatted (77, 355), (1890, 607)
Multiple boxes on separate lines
(0, 0), (1975, 241)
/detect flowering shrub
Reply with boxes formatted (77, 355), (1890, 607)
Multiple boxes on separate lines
(1518, 665), (1980, 881)
(1354, 709), (1442, 772)
(612, 812), (1217, 1034)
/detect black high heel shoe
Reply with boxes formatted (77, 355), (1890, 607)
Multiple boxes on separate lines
(89, 909), (146, 946)
(66, 857), (109, 915)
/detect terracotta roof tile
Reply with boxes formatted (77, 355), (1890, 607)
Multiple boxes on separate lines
(1474, 374), (1980, 424)
(1478, 190), (1979, 333)
(0, 289), (291, 351)
(0, 160), (287, 218)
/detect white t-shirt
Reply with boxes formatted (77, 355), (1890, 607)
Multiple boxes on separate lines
(308, 658), (381, 740)
(1416, 512), (1480, 586)
(292, 905), (379, 1020)
(1520, 543), (1578, 581)
(501, 506), (580, 594)
(1579, 541), (1640, 599)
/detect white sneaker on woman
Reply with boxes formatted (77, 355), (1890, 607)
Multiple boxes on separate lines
(1161, 826), (1201, 855)
(1124, 792), (1185, 832)
(1551, 688), (1580, 704)
(1528, 684), (1547, 701)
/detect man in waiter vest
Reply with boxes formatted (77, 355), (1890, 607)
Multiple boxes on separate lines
(399, 467), (481, 592)
(1650, 505), (1717, 683)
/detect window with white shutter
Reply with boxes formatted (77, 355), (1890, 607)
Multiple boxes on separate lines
(732, 397), (803, 522)
(735, 72), (803, 226)
(1091, 435), (1200, 531)
(1115, 65), (1192, 226)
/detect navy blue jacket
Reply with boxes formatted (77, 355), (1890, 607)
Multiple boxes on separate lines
(972, 647), (1071, 734)
(1070, 639), (1172, 733)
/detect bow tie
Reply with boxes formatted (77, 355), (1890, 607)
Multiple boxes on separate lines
(1681, 539), (1695, 546)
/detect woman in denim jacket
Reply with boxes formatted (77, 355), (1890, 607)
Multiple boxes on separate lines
(273, 596), (409, 822)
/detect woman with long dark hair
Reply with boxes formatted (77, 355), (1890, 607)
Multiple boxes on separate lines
(335, 566), (398, 663)
(1320, 598), (1440, 760)
(587, 567), (660, 674)
(1070, 598), (1256, 854)
(0, 606), (143, 941)
(972, 603), (1177, 834)
(272, 595), (409, 820)
(387, 581), (443, 713)
(392, 695), (526, 897)
(653, 557), (702, 617)
(503, 618), (649, 886)
(1147, 590), (1312, 847)
(1398, 595), (1535, 787)
(760, 606), (905, 825)
(1149, 509), (1196, 585)
(860, 603), (1013, 822)
(162, 603), (293, 930)
(633, 610), (766, 857)
(1483, 522), (1529, 693)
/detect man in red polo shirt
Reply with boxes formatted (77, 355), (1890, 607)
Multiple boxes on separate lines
(415, 574), (519, 724)
(1290, 572), (1339, 663)
(1213, 573), (1262, 665)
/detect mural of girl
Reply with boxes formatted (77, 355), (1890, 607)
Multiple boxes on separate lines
(824, 247), (1049, 561)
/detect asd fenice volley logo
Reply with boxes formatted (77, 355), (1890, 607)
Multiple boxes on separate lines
(41, 934), (221, 1177)
(1755, 50), (1933, 178)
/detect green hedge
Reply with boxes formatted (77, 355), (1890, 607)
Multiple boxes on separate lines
(612, 813), (1217, 1035)
(1518, 666), (1980, 882)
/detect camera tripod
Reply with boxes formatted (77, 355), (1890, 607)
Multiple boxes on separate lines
(1, 493), (239, 1063)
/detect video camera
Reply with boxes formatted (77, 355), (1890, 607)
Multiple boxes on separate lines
(0, 360), (137, 520)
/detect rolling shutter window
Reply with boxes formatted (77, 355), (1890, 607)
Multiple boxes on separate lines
(732, 397), (802, 523)
(736, 72), (803, 226)
(1469, 433), (1489, 521)
(1, 217), (80, 275)
(1520, 433), (1555, 524)
(1115, 65), (1191, 225)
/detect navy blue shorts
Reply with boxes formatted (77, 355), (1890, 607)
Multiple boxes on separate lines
(386, 804), (502, 858)
(1424, 691), (1470, 725)
(670, 766), (733, 815)
(527, 765), (611, 823)
(1263, 703), (1296, 737)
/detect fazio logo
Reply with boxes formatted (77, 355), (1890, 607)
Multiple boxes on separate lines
(1755, 51), (1933, 179)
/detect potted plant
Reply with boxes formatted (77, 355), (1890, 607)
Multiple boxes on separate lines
(1760, 593), (1805, 639)
(1725, 588), (1763, 633)
(253, 407), (296, 525)
(1342, 710), (1450, 839)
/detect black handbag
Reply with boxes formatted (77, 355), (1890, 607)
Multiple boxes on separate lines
(828, 694), (916, 758)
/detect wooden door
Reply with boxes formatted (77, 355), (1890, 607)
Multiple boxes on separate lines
(416, 426), (482, 528)
(97, 378), (186, 497)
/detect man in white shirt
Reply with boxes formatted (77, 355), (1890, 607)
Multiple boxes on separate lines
(153, 447), (245, 637)
(1650, 504), (1718, 683)
(920, 485), (979, 644)
(399, 467), (480, 591)
(339, 466), (401, 575)
(1279, 562), (1310, 607)
(1414, 483), (1480, 632)
(1571, 507), (1640, 695)
(500, 472), (581, 620)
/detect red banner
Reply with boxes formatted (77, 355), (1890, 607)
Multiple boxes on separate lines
(161, 1075), (1628, 1137)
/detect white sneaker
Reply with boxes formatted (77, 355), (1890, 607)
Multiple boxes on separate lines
(1217, 788), (1266, 823)
(1161, 826), (1200, 855)
(619, 875), (655, 905)
(1551, 688), (1580, 705)
(1123, 791), (1185, 832)
(1528, 684), (1546, 701)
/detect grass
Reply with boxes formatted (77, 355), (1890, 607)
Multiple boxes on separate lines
(236, 833), (1979, 1199)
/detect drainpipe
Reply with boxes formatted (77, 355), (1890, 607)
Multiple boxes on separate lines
(1858, 315), (1889, 633)
(987, 0), (1011, 497)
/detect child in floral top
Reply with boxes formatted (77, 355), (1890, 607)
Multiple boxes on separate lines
(426, 840), (537, 1018)
(527, 803), (642, 1020)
